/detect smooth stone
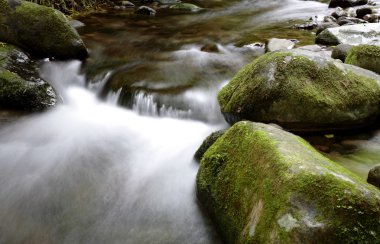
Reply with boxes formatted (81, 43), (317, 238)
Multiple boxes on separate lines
(265, 38), (295, 52)
(331, 43), (353, 61)
(367, 164), (380, 188)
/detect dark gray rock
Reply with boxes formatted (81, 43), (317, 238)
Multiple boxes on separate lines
(356, 7), (372, 19)
(331, 44), (353, 61)
(337, 16), (367, 25)
(329, 0), (368, 8)
(316, 22), (340, 35)
(363, 14), (379, 22)
(367, 164), (380, 188)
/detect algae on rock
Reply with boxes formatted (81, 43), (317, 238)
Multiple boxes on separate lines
(218, 50), (380, 133)
(346, 44), (380, 74)
(0, 43), (56, 111)
(197, 121), (380, 244)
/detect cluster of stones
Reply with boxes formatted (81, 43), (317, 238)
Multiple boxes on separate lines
(195, 0), (380, 243)
(295, 0), (378, 33)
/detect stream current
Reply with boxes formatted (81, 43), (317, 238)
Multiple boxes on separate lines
(0, 0), (378, 243)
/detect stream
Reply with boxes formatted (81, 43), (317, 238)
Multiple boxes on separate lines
(0, 0), (379, 243)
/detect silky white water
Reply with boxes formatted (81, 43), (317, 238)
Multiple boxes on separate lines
(0, 61), (224, 243)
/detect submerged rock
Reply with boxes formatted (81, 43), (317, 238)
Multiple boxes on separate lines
(169, 3), (202, 12)
(0, 0), (88, 60)
(345, 44), (380, 74)
(0, 43), (56, 111)
(316, 23), (380, 46)
(368, 164), (380, 188)
(197, 121), (380, 243)
(217, 50), (380, 133)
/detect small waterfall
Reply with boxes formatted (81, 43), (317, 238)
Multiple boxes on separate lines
(0, 61), (224, 243)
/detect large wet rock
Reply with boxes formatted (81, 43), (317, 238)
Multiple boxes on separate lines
(197, 121), (380, 244)
(217, 50), (380, 133)
(345, 44), (380, 74)
(0, 0), (88, 60)
(0, 43), (56, 111)
(316, 23), (380, 46)
(329, 0), (368, 8)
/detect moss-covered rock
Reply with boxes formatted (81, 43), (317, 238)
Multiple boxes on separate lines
(194, 129), (226, 162)
(345, 44), (380, 74)
(218, 50), (380, 133)
(0, 43), (56, 111)
(0, 70), (56, 111)
(197, 121), (380, 244)
(0, 0), (88, 60)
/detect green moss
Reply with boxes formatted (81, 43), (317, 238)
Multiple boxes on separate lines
(197, 121), (380, 243)
(346, 45), (380, 74)
(218, 51), (380, 132)
(194, 129), (227, 162)
(0, 0), (88, 59)
(0, 70), (55, 111)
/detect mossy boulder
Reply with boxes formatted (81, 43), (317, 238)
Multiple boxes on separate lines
(0, 70), (56, 111)
(345, 44), (380, 74)
(0, 43), (56, 111)
(0, 0), (88, 60)
(197, 121), (380, 244)
(218, 50), (380, 133)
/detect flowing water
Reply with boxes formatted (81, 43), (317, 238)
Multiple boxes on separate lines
(1, 0), (379, 243)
